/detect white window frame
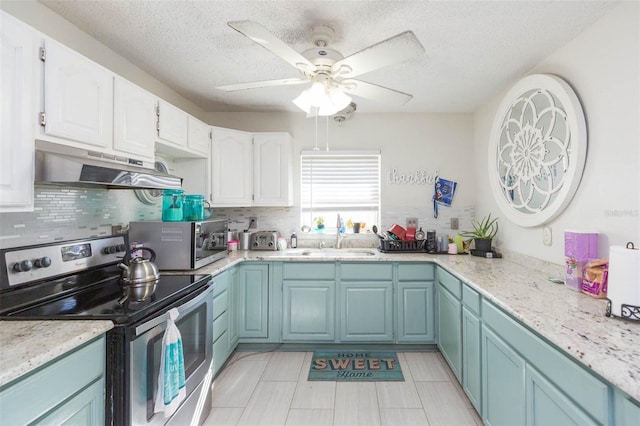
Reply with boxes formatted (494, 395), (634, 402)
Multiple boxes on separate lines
(300, 150), (381, 233)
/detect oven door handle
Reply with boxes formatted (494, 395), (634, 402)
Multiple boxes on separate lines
(133, 281), (213, 337)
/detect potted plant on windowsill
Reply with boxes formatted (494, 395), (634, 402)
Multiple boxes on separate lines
(461, 213), (499, 252)
(313, 217), (325, 231)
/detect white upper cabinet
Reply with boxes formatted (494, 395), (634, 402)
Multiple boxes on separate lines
(157, 99), (188, 148)
(0, 11), (36, 212)
(41, 38), (113, 150)
(210, 126), (253, 206)
(113, 77), (156, 163)
(253, 132), (293, 206)
(187, 115), (211, 157)
(209, 128), (293, 207)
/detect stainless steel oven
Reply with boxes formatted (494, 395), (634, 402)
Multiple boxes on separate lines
(129, 219), (228, 270)
(128, 284), (213, 425)
(0, 235), (215, 426)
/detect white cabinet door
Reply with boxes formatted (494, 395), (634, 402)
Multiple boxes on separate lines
(210, 126), (253, 206)
(253, 132), (292, 206)
(157, 99), (187, 147)
(113, 77), (156, 163)
(43, 38), (113, 149)
(0, 11), (36, 212)
(187, 115), (210, 157)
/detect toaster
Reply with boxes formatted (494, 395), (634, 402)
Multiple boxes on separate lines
(251, 231), (280, 250)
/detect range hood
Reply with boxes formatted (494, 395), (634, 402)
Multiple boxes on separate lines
(35, 151), (182, 190)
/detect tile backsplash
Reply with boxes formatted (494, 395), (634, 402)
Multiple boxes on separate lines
(0, 186), (161, 249)
(1, 187), (475, 250)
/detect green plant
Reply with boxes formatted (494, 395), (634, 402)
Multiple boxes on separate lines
(313, 217), (325, 227)
(461, 213), (499, 241)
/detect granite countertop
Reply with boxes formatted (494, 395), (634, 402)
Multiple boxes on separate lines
(0, 320), (113, 387)
(1, 248), (638, 403)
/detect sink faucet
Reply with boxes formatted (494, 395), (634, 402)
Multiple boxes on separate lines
(335, 214), (345, 249)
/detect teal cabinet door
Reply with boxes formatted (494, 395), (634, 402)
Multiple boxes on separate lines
(396, 281), (435, 342)
(340, 281), (394, 342)
(282, 280), (336, 341)
(462, 306), (482, 414)
(437, 283), (462, 381)
(35, 378), (105, 426)
(482, 325), (525, 426)
(614, 389), (640, 426)
(238, 263), (269, 338)
(526, 365), (596, 425)
(228, 266), (239, 351)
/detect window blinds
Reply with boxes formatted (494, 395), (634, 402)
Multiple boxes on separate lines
(300, 152), (380, 214)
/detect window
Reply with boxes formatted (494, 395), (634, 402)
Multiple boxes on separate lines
(300, 151), (380, 232)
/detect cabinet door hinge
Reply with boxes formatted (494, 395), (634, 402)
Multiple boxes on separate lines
(39, 47), (46, 62)
(39, 112), (46, 126)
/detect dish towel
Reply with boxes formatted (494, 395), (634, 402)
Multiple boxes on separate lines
(154, 308), (186, 417)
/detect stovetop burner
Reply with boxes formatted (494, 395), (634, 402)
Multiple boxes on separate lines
(0, 235), (211, 325)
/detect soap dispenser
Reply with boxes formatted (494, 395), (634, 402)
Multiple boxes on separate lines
(291, 232), (297, 249)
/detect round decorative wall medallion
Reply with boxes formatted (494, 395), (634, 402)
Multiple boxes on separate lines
(488, 74), (587, 227)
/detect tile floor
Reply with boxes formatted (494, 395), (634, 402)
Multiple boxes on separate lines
(204, 351), (483, 426)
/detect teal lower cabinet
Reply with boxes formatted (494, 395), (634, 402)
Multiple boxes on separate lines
(436, 279), (462, 381)
(462, 306), (482, 413)
(227, 266), (239, 351)
(614, 389), (640, 425)
(526, 365), (596, 425)
(212, 271), (230, 376)
(340, 263), (394, 342)
(396, 263), (435, 343)
(481, 325), (526, 425)
(0, 336), (105, 426)
(282, 280), (336, 341)
(238, 263), (270, 339)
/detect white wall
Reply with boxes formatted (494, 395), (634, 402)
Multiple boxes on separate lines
(473, 2), (640, 264)
(0, 0), (206, 120)
(205, 112), (476, 234)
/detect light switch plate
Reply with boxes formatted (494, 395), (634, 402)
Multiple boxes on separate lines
(406, 218), (418, 228)
(450, 218), (459, 230)
(543, 225), (552, 246)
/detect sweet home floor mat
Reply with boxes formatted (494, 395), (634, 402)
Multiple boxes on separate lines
(309, 351), (404, 381)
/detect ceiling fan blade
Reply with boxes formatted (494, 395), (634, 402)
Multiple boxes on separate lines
(340, 79), (413, 105)
(332, 31), (425, 78)
(228, 21), (317, 74)
(216, 78), (308, 92)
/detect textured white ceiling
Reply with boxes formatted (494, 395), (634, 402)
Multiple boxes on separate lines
(39, 0), (617, 113)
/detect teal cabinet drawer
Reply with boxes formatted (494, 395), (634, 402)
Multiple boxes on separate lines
(436, 267), (461, 299)
(482, 300), (609, 424)
(212, 331), (229, 376)
(341, 263), (393, 281)
(462, 284), (481, 315)
(398, 263), (434, 281)
(212, 287), (228, 320)
(213, 310), (228, 342)
(283, 262), (335, 280)
(212, 271), (228, 297)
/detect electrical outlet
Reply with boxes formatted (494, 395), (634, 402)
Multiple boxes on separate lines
(248, 217), (257, 229)
(406, 217), (418, 228)
(450, 217), (459, 230)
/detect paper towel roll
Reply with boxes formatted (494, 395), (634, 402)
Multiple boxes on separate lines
(607, 243), (640, 319)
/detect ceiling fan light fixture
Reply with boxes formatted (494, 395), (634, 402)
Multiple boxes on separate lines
(292, 82), (352, 116)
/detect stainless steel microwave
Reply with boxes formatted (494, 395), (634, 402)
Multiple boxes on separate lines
(129, 219), (228, 270)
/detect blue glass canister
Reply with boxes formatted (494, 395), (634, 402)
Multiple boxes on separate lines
(183, 194), (205, 221)
(162, 189), (185, 221)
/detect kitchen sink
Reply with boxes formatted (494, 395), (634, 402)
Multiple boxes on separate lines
(283, 248), (379, 257)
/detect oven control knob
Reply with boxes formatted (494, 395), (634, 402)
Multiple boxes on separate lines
(13, 260), (33, 272)
(34, 256), (52, 268)
(116, 244), (127, 252)
(103, 246), (116, 254)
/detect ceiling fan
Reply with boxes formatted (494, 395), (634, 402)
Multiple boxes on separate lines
(216, 21), (425, 115)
